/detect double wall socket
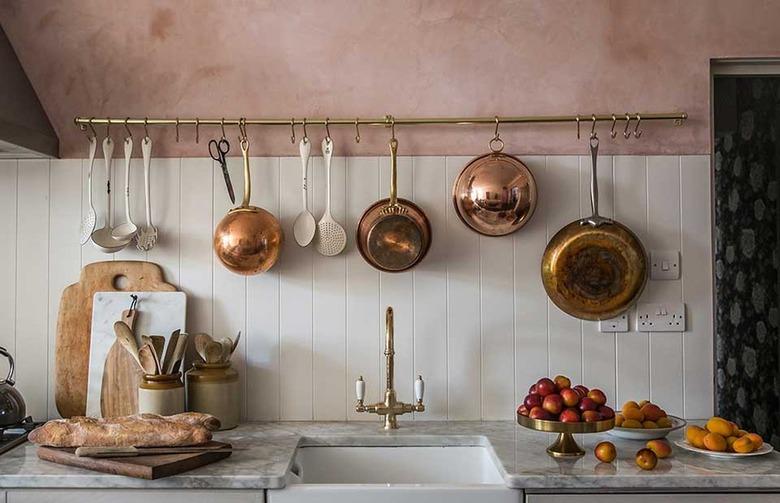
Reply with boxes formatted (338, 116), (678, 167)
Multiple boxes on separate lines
(636, 302), (686, 332)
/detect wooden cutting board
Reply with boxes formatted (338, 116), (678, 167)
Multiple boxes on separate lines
(37, 442), (231, 480)
(55, 261), (177, 418)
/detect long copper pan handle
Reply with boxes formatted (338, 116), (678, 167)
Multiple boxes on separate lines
(589, 135), (599, 218)
(389, 138), (398, 207)
(239, 137), (251, 208)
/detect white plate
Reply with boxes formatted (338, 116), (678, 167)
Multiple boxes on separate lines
(674, 439), (774, 458)
(606, 415), (686, 440)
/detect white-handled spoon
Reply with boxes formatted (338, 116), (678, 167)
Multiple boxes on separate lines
(292, 138), (316, 247)
(91, 137), (131, 253)
(111, 136), (138, 241)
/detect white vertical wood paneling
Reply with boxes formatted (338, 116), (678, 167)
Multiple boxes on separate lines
(247, 157), (281, 420)
(47, 159), (82, 418)
(680, 155), (714, 418)
(613, 156), (650, 405)
(379, 155), (414, 407)
(345, 157), (380, 419)
(212, 157), (247, 418)
(545, 156), (582, 383)
(579, 154), (617, 403)
(645, 156), (684, 416)
(412, 156), (447, 419)
(0, 161), (17, 358)
(15, 160), (49, 420)
(312, 153), (347, 420)
(147, 158), (180, 285)
(179, 158), (214, 335)
(514, 156), (548, 407)
(3, 154), (716, 421)
(445, 156), (481, 419)
(279, 156), (313, 420)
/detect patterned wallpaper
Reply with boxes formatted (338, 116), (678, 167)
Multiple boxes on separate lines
(714, 76), (780, 448)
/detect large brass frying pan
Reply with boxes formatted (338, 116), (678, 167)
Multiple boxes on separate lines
(541, 135), (647, 321)
(357, 138), (431, 272)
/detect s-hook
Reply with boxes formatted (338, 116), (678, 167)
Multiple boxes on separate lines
(490, 116), (504, 153)
(633, 114), (642, 138)
(175, 117), (180, 142)
(324, 117), (331, 142)
(290, 118), (296, 144)
(388, 115), (396, 140)
(354, 118), (361, 143)
(576, 115), (581, 140)
(302, 118), (309, 143)
(610, 114), (618, 139)
(623, 113), (632, 139)
(220, 118), (227, 140)
(143, 117), (150, 140)
(195, 118), (200, 143)
(590, 114), (597, 139)
(124, 117), (132, 138)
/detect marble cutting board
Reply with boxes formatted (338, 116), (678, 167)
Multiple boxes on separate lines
(85, 291), (186, 417)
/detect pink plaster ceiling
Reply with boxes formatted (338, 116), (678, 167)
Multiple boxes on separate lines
(2, 0), (780, 158)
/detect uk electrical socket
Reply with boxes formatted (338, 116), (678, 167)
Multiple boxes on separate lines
(599, 312), (629, 332)
(636, 303), (686, 332)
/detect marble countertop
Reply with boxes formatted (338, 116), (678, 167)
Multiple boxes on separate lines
(1, 421), (779, 491)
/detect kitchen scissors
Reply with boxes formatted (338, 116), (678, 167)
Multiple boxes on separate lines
(209, 138), (236, 204)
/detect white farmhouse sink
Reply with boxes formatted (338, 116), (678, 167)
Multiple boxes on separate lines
(268, 445), (519, 503)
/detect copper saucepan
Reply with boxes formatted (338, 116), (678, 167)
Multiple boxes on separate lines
(213, 126), (283, 275)
(541, 135), (647, 320)
(452, 136), (537, 236)
(357, 138), (431, 272)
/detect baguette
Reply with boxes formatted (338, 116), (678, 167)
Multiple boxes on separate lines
(29, 412), (220, 448)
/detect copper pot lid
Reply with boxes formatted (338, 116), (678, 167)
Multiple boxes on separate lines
(453, 139), (537, 237)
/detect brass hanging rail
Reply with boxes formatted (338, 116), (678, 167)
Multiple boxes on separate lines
(74, 112), (687, 129)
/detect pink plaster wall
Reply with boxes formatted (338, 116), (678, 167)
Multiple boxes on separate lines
(2, 0), (780, 158)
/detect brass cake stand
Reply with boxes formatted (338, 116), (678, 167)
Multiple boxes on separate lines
(517, 413), (615, 458)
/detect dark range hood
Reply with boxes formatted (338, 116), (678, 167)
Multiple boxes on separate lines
(0, 26), (58, 158)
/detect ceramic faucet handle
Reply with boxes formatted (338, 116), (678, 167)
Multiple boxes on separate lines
(356, 376), (365, 402)
(414, 375), (424, 403)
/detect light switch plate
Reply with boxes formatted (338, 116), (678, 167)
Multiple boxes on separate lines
(650, 250), (680, 280)
(599, 312), (629, 332)
(636, 302), (686, 332)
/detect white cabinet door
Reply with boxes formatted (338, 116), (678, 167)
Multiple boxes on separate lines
(7, 489), (263, 503)
(527, 494), (780, 503)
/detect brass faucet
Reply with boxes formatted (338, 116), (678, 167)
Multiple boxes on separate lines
(355, 306), (424, 429)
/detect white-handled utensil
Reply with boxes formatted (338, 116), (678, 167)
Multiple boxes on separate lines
(79, 136), (98, 245)
(111, 136), (138, 241)
(315, 137), (346, 256)
(293, 138), (316, 247)
(136, 136), (158, 251)
(91, 137), (131, 253)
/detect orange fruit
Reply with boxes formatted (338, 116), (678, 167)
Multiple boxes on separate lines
(725, 436), (738, 451)
(746, 433), (764, 450)
(703, 432), (727, 452)
(640, 403), (665, 422)
(733, 436), (755, 453)
(686, 426), (707, 448)
(646, 439), (672, 458)
(615, 414), (625, 427)
(623, 408), (645, 422)
(705, 417), (734, 437)
(635, 448), (658, 470)
(642, 420), (659, 429)
(656, 417), (673, 428)
(735, 429), (749, 438)
(594, 441), (617, 463)
(623, 400), (640, 411)
(622, 419), (643, 428)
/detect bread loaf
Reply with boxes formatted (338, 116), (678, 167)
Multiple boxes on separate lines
(29, 412), (220, 448)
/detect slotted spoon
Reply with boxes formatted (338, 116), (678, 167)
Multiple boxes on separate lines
(315, 137), (346, 256)
(79, 136), (98, 245)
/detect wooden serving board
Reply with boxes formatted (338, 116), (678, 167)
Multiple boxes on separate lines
(55, 261), (177, 418)
(37, 442), (231, 480)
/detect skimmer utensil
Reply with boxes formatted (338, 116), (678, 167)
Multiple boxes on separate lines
(79, 136), (98, 245)
(136, 136), (158, 251)
(315, 137), (347, 256)
(293, 138), (316, 247)
(111, 136), (139, 241)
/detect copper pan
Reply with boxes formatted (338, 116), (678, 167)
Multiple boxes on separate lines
(213, 127), (283, 275)
(541, 135), (647, 321)
(357, 138), (431, 272)
(452, 137), (537, 236)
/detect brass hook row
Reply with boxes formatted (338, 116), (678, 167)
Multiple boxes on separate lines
(576, 113), (643, 140)
(77, 112), (682, 144)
